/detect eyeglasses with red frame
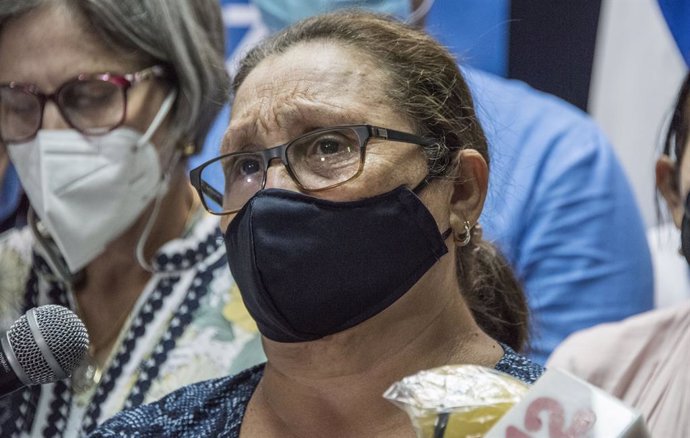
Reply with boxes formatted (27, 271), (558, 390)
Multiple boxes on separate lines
(0, 65), (169, 143)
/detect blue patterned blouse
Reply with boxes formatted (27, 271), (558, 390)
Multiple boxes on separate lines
(91, 345), (544, 437)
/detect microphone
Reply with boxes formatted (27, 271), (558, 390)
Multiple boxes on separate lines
(485, 368), (650, 438)
(0, 305), (89, 398)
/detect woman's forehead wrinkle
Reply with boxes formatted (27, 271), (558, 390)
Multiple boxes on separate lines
(248, 83), (360, 136)
(255, 93), (284, 137)
(231, 48), (393, 145)
(249, 85), (310, 138)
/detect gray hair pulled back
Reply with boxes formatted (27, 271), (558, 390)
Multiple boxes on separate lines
(0, 0), (229, 152)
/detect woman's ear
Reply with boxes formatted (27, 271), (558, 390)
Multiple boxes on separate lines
(656, 154), (684, 227)
(449, 149), (489, 232)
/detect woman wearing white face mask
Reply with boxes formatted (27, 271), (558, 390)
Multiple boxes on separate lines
(0, 1), (264, 436)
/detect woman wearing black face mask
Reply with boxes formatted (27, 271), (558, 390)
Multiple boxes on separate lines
(547, 73), (690, 438)
(93, 11), (543, 438)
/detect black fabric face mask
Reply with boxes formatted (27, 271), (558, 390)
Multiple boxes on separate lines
(224, 185), (451, 343)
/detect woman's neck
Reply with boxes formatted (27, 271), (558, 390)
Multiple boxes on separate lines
(248, 270), (503, 438)
(74, 163), (194, 364)
(79, 165), (190, 279)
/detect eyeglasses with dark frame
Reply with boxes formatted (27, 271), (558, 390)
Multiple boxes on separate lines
(0, 65), (169, 143)
(190, 124), (436, 215)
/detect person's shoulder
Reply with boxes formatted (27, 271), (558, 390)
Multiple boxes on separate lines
(91, 364), (265, 437)
(494, 344), (545, 385)
(547, 304), (690, 378)
(559, 303), (690, 348)
(617, 302), (690, 328)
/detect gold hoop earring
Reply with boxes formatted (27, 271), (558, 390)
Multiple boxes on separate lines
(455, 220), (472, 247)
(183, 143), (196, 157)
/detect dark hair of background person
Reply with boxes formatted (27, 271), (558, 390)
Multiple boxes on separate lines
(232, 11), (530, 352)
(655, 72), (690, 225)
(663, 72), (690, 185)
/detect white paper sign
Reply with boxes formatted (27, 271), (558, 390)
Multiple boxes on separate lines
(485, 368), (650, 438)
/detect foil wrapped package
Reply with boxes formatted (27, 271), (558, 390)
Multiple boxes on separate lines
(384, 365), (529, 438)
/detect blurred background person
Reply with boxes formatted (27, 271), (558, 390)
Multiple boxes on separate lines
(94, 11), (544, 437)
(197, 0), (655, 364)
(643, 0), (690, 309)
(548, 70), (690, 437)
(547, 8), (690, 436)
(0, 1), (263, 436)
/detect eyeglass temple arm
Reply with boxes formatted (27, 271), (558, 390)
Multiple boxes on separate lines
(190, 166), (224, 207)
(368, 126), (436, 146)
(200, 181), (224, 206)
(125, 65), (169, 84)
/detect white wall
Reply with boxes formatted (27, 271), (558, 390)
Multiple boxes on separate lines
(589, 0), (687, 227)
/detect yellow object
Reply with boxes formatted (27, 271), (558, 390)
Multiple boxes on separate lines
(222, 284), (259, 333)
(383, 365), (529, 438)
(416, 403), (516, 438)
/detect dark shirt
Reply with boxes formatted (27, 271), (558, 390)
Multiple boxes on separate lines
(91, 345), (544, 438)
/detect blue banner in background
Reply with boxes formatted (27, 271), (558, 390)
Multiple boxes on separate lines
(657, 0), (690, 67)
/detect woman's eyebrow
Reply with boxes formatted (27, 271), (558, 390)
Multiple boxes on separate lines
(220, 125), (251, 154)
(221, 105), (364, 154)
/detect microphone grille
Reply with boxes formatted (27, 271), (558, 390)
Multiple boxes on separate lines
(7, 305), (90, 384)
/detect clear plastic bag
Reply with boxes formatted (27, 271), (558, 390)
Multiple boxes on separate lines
(383, 365), (529, 438)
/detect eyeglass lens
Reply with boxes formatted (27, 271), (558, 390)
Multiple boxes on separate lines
(0, 79), (124, 143)
(199, 127), (364, 214)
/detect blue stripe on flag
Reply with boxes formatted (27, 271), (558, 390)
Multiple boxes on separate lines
(658, 0), (690, 66)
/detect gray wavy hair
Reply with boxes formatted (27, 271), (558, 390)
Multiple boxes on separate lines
(0, 0), (229, 152)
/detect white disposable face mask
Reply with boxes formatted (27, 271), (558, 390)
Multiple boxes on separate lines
(7, 91), (177, 273)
